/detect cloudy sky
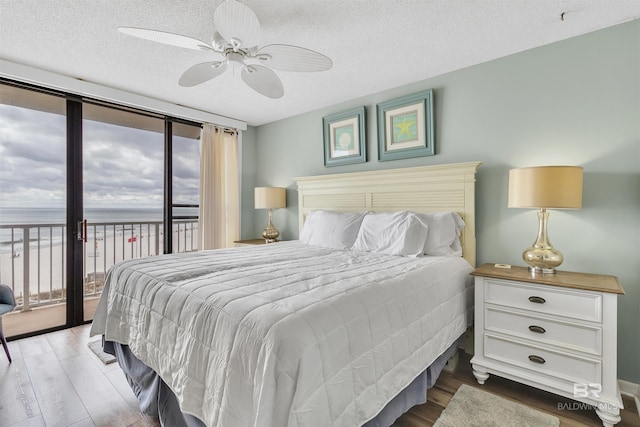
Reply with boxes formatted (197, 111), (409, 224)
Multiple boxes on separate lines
(0, 103), (200, 210)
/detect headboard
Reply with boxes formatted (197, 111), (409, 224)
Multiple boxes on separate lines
(295, 161), (482, 267)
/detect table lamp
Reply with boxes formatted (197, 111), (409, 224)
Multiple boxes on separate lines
(254, 187), (286, 243)
(508, 166), (583, 274)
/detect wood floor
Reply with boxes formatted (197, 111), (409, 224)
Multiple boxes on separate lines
(2, 324), (639, 426)
(1, 324), (160, 427)
(394, 354), (640, 427)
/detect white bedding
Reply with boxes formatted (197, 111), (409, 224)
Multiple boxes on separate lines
(90, 241), (473, 427)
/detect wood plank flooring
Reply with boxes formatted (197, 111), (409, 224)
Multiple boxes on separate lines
(2, 324), (638, 426)
(1, 324), (159, 427)
(394, 352), (640, 427)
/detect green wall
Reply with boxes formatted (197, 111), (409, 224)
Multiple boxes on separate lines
(240, 126), (257, 237)
(243, 20), (640, 383)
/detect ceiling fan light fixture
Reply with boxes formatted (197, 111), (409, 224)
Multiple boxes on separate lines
(119, 0), (332, 98)
(227, 51), (245, 64)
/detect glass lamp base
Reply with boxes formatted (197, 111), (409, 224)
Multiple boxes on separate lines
(522, 246), (563, 274)
(261, 208), (280, 243)
(522, 209), (564, 274)
(261, 227), (279, 242)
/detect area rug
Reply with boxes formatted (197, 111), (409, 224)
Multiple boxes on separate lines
(434, 384), (559, 427)
(87, 339), (116, 364)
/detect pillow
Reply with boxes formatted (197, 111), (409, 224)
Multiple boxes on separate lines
(416, 212), (465, 256)
(299, 210), (368, 249)
(352, 211), (429, 257)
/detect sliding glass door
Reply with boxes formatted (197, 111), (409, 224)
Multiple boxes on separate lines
(171, 122), (201, 252)
(0, 80), (203, 336)
(0, 84), (69, 336)
(81, 103), (165, 321)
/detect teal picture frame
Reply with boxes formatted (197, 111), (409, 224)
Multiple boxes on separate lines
(377, 89), (434, 161)
(323, 106), (366, 167)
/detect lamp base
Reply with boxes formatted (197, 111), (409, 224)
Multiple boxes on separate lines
(522, 209), (563, 274)
(261, 223), (280, 242)
(526, 264), (560, 275)
(523, 247), (563, 274)
(261, 208), (280, 243)
(528, 266), (557, 274)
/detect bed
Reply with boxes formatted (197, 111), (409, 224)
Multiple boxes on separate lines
(90, 161), (482, 427)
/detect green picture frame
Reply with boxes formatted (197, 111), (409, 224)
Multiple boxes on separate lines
(377, 89), (434, 161)
(323, 106), (366, 167)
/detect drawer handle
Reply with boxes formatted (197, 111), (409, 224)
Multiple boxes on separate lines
(528, 325), (546, 334)
(528, 355), (546, 364)
(528, 296), (546, 304)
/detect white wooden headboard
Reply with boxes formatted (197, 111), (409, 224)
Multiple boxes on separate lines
(295, 161), (482, 267)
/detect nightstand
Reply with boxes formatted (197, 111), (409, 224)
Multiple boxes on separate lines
(233, 239), (276, 246)
(470, 263), (625, 427)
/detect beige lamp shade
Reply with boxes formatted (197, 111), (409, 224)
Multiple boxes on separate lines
(254, 187), (286, 209)
(508, 166), (583, 209)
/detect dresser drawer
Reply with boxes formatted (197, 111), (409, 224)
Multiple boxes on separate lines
(484, 334), (601, 385)
(484, 279), (602, 322)
(485, 307), (602, 355)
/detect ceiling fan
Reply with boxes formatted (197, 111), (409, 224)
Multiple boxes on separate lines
(118, 0), (332, 99)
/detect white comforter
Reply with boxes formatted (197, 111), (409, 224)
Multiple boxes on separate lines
(90, 241), (473, 427)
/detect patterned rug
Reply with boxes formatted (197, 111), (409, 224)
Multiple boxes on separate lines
(87, 339), (116, 364)
(434, 384), (560, 427)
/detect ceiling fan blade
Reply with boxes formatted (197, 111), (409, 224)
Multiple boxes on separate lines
(254, 44), (333, 72)
(214, 0), (261, 50)
(241, 65), (284, 99)
(118, 27), (214, 51)
(179, 61), (228, 87)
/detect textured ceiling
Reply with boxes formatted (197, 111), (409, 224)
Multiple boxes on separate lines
(1, 1), (639, 126)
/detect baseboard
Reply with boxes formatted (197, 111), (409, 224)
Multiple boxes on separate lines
(619, 379), (640, 417)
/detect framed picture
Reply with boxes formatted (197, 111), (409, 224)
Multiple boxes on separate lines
(323, 106), (366, 167)
(376, 89), (434, 161)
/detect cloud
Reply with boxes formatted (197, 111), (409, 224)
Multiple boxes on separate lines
(0, 104), (201, 209)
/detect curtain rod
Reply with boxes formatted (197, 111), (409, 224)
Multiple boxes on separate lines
(210, 125), (238, 135)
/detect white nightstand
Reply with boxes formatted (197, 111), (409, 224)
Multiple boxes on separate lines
(233, 239), (280, 247)
(470, 263), (625, 427)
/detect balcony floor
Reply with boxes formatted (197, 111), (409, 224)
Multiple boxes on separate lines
(4, 297), (100, 338)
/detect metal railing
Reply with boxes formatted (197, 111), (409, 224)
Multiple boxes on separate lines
(0, 219), (199, 311)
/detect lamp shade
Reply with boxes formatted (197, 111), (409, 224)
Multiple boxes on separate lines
(508, 166), (583, 209)
(254, 187), (286, 209)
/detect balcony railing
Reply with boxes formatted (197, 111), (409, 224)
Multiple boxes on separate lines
(0, 219), (198, 311)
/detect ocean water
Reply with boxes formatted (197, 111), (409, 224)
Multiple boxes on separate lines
(0, 207), (197, 254)
(0, 207), (163, 225)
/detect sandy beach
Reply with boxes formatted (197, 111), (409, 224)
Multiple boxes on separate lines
(0, 224), (198, 304)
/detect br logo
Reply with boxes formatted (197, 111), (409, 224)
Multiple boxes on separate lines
(573, 383), (602, 399)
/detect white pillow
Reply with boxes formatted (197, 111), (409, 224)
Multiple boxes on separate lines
(352, 211), (429, 257)
(300, 210), (368, 249)
(416, 212), (465, 256)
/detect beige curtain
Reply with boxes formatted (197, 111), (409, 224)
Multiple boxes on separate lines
(199, 124), (240, 250)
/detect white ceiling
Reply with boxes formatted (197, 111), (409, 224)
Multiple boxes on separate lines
(1, 1), (639, 127)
